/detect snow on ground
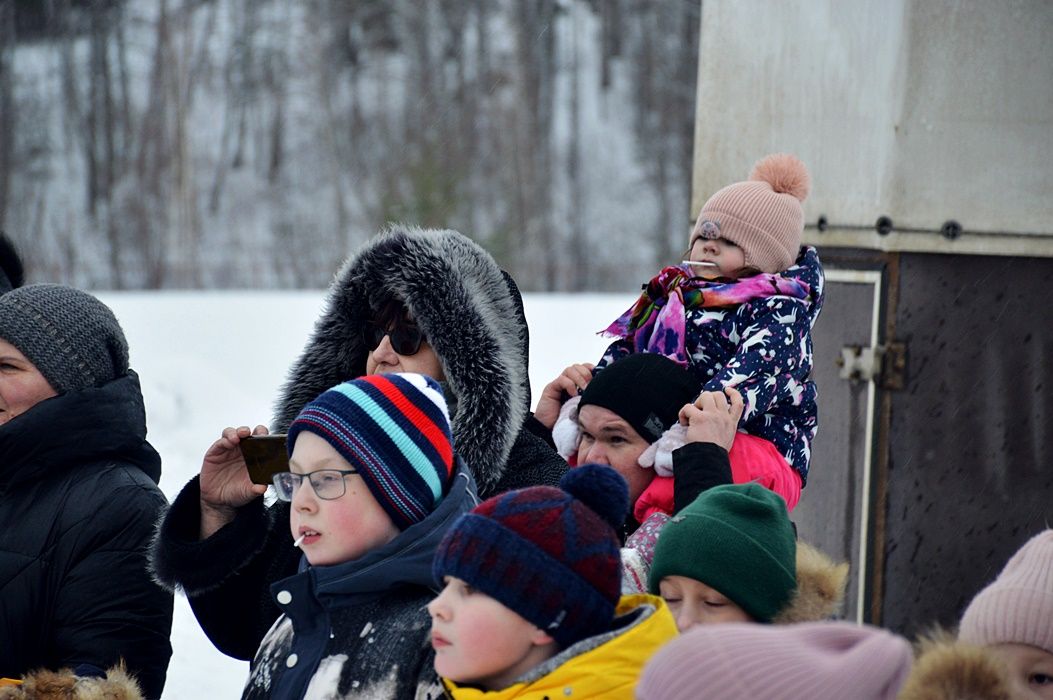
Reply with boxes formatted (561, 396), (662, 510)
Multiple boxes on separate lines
(99, 290), (630, 699)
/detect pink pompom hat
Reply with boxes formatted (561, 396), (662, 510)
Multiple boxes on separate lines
(691, 153), (810, 274)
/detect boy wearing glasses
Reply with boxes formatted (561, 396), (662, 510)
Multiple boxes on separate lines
(239, 372), (477, 700)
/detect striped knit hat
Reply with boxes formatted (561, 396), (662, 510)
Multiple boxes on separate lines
(959, 529), (1053, 653)
(287, 373), (455, 530)
(432, 464), (628, 648)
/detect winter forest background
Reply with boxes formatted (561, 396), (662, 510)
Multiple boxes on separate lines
(1, 0), (700, 292)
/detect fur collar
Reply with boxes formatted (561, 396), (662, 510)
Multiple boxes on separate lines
(0, 665), (142, 700)
(273, 225), (527, 494)
(774, 541), (850, 624)
(898, 631), (1013, 700)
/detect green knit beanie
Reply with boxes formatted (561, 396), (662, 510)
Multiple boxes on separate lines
(648, 483), (797, 622)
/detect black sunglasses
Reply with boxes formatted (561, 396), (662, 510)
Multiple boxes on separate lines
(362, 321), (425, 356)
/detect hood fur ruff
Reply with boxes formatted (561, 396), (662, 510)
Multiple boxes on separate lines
(273, 225), (528, 495)
(0, 665), (142, 700)
(774, 541), (850, 624)
(897, 631), (1013, 700)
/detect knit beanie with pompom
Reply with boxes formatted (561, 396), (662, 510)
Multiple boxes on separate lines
(691, 153), (810, 274)
(432, 463), (628, 648)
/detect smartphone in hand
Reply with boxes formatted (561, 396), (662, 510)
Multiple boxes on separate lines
(240, 434), (289, 485)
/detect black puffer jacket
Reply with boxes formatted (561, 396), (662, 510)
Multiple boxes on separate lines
(0, 372), (172, 699)
(151, 226), (568, 660)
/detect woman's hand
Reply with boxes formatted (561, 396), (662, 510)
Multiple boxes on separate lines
(678, 387), (743, 452)
(199, 425), (270, 539)
(533, 363), (595, 430)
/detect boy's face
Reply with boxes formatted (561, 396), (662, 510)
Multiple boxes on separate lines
(688, 235), (747, 280)
(576, 404), (654, 505)
(288, 432), (400, 566)
(989, 643), (1053, 699)
(428, 577), (557, 691)
(658, 575), (753, 632)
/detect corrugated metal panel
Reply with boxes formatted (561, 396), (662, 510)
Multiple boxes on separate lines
(691, 0), (1053, 252)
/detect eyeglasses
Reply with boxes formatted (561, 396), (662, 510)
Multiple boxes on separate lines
(272, 468), (359, 501)
(362, 321), (425, 356)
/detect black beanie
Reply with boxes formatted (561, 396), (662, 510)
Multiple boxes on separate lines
(0, 284), (130, 394)
(580, 353), (698, 443)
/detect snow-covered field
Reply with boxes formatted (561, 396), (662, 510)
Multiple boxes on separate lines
(100, 290), (630, 699)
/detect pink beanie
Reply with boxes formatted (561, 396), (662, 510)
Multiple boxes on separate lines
(691, 153), (809, 274)
(958, 529), (1053, 653)
(636, 621), (912, 700)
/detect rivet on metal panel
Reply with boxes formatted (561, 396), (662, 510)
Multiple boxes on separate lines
(817, 215), (828, 232)
(875, 216), (894, 236)
(940, 220), (962, 240)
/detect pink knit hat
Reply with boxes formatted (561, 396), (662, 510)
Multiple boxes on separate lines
(691, 153), (810, 273)
(958, 529), (1053, 653)
(636, 621), (913, 700)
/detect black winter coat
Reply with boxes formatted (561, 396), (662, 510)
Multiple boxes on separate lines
(151, 226), (568, 660)
(0, 373), (173, 699)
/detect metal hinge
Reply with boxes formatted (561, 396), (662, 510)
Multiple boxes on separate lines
(836, 341), (907, 389)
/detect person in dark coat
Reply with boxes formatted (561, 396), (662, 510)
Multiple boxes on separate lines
(151, 225), (568, 661)
(0, 240), (172, 699)
(243, 373), (475, 699)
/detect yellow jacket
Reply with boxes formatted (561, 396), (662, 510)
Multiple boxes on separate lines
(442, 594), (677, 699)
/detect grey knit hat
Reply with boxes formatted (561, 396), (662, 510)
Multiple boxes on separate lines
(0, 284), (129, 394)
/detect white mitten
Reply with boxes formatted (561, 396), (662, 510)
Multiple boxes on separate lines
(551, 394), (582, 459)
(637, 422), (688, 477)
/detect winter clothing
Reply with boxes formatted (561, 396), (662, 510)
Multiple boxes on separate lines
(958, 528), (1053, 653)
(691, 153), (810, 274)
(150, 225), (568, 661)
(597, 245), (825, 483)
(897, 631), (1013, 700)
(0, 373), (172, 700)
(441, 594), (676, 699)
(0, 284), (129, 394)
(648, 483), (797, 623)
(242, 459), (477, 700)
(577, 353), (696, 444)
(434, 464), (627, 649)
(0, 664), (143, 700)
(0, 234), (24, 294)
(636, 621), (912, 700)
(287, 373), (455, 530)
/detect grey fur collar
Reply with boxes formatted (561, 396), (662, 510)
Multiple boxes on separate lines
(273, 225), (527, 494)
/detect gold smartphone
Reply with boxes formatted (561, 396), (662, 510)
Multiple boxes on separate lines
(240, 434), (289, 485)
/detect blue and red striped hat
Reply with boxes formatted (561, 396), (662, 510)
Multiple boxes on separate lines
(287, 373), (455, 530)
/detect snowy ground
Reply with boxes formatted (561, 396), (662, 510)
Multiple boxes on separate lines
(99, 290), (629, 699)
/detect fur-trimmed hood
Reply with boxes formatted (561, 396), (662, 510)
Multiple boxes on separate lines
(897, 631), (1012, 700)
(0, 665), (142, 700)
(774, 541), (850, 624)
(273, 225), (528, 495)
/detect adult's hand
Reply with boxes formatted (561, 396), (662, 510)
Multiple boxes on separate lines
(533, 363), (594, 430)
(678, 387), (743, 452)
(199, 425), (270, 539)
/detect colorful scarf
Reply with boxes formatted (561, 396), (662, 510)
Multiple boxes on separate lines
(601, 265), (811, 366)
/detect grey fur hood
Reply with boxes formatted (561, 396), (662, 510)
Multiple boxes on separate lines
(273, 225), (528, 495)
